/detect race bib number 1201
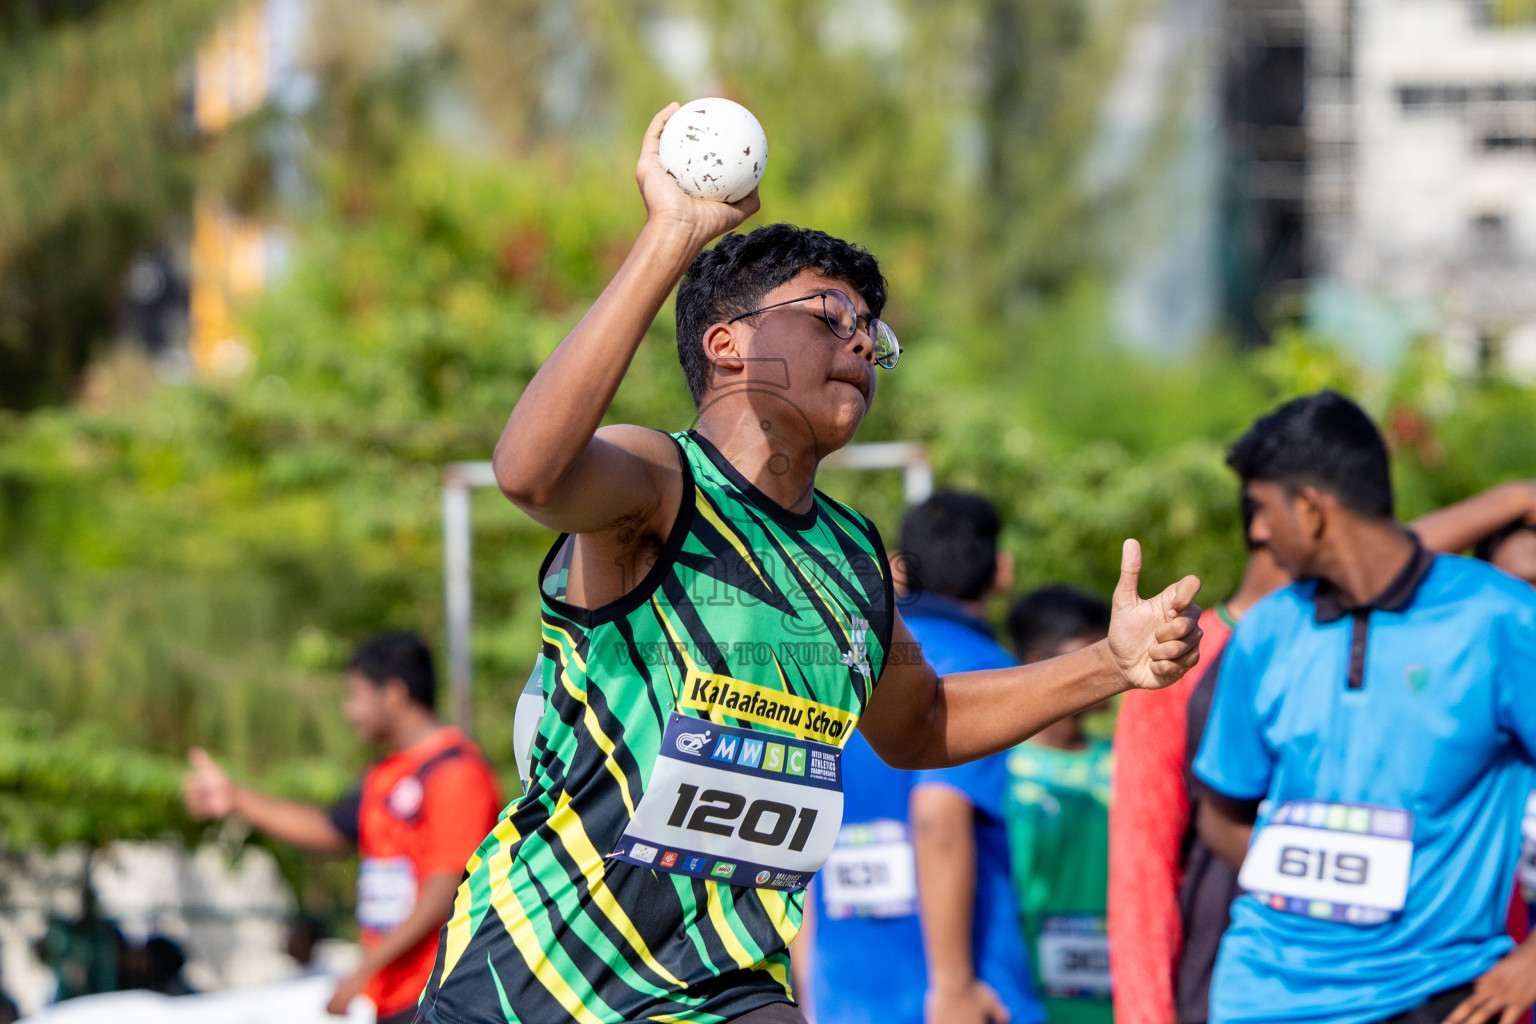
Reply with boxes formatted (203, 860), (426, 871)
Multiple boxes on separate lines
(610, 713), (844, 891)
(1239, 800), (1414, 926)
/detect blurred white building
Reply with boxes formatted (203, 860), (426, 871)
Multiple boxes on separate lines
(1322, 0), (1536, 371)
(1216, 0), (1536, 368)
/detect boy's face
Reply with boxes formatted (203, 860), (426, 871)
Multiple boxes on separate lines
(712, 270), (879, 454)
(1243, 479), (1322, 579)
(343, 670), (393, 745)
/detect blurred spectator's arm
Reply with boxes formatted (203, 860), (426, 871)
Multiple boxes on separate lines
(326, 870), (460, 1016)
(1108, 684), (1194, 1024)
(1445, 933), (1536, 1024)
(232, 789), (351, 853)
(789, 885), (815, 1019)
(913, 784), (1009, 1024)
(1412, 481), (1536, 554)
(1197, 793), (1257, 872)
(183, 748), (350, 853)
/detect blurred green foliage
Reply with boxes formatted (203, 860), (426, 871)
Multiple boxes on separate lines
(1491, 0), (1536, 26)
(0, 0), (233, 409)
(1, 0), (1535, 879)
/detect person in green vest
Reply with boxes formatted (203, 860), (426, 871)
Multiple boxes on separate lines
(1003, 586), (1116, 1024)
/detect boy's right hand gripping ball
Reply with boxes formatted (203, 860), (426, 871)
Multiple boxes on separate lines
(658, 98), (768, 203)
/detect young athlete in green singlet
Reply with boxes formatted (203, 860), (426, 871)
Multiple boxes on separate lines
(1002, 587), (1116, 1024)
(413, 103), (1206, 1024)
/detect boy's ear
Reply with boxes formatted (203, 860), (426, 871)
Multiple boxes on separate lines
(702, 322), (746, 375)
(1294, 484), (1330, 540)
(382, 676), (412, 709)
(992, 551), (1015, 595)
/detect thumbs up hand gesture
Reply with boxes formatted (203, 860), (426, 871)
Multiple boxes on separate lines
(1107, 539), (1203, 691)
(183, 747), (236, 820)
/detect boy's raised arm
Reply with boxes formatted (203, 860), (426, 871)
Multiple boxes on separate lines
(493, 103), (759, 534)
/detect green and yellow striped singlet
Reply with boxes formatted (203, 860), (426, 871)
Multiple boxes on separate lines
(419, 430), (894, 1024)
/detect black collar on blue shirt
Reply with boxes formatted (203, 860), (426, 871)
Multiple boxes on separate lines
(1312, 533), (1437, 624)
(896, 590), (996, 641)
(1311, 533), (1437, 691)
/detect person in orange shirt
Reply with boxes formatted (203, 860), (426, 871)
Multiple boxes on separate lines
(183, 632), (502, 1024)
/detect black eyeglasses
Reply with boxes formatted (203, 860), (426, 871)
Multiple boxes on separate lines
(727, 289), (901, 369)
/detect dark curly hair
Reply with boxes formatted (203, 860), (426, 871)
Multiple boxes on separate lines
(897, 491), (1001, 602)
(1475, 520), (1536, 563)
(1226, 390), (1394, 519)
(349, 631), (437, 711)
(675, 224), (887, 406)
(1006, 585), (1111, 664)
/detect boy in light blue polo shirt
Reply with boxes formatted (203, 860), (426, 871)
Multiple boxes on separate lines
(1195, 391), (1536, 1024)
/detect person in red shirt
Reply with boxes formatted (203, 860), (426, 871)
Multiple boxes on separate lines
(183, 632), (502, 1024)
(1109, 481), (1536, 1024)
(1109, 530), (1286, 1024)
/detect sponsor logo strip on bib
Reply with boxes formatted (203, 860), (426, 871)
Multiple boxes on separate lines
(1238, 800), (1414, 926)
(610, 713), (844, 890)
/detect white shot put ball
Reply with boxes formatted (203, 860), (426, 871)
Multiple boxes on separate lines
(658, 98), (768, 203)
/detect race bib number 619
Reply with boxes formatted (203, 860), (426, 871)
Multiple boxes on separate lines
(1239, 800), (1414, 926)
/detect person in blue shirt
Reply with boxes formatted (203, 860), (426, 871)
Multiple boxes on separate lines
(1194, 391), (1536, 1024)
(904, 493), (1047, 1024)
(793, 730), (927, 1024)
(1414, 481), (1536, 931)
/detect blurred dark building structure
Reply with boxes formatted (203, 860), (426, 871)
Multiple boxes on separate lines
(1220, 0), (1310, 344)
(121, 250), (191, 359)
